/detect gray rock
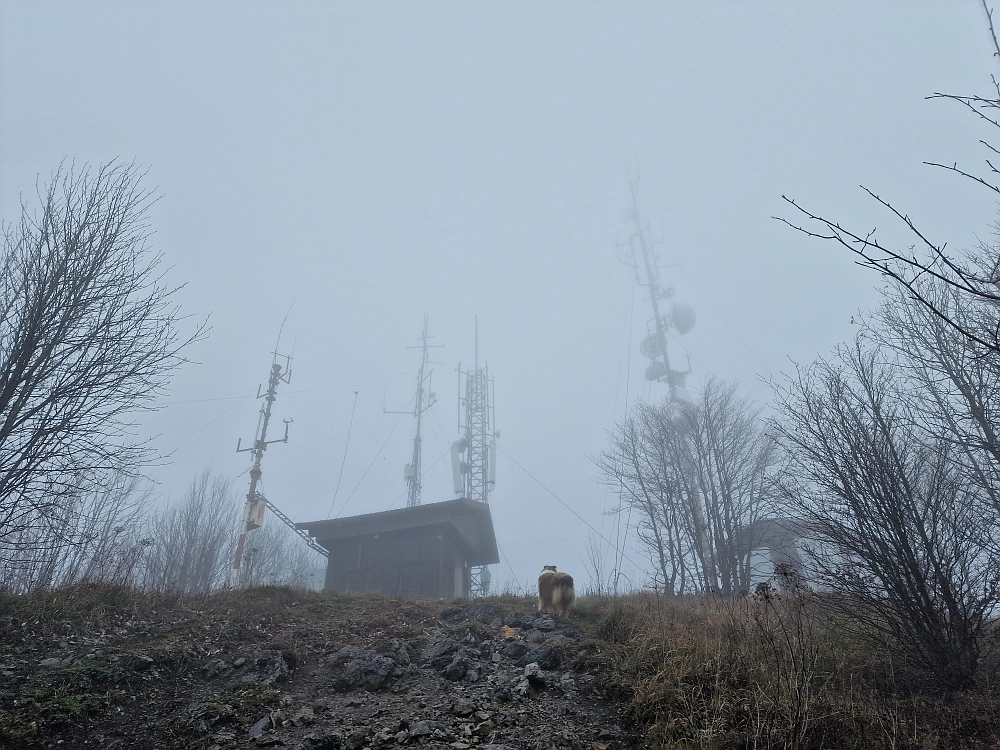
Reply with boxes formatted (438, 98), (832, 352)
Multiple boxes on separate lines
(422, 639), (461, 669)
(464, 669), (479, 683)
(345, 732), (368, 750)
(387, 638), (411, 666)
(130, 654), (154, 671)
(523, 661), (547, 688)
(501, 642), (528, 660)
(443, 656), (468, 681)
(518, 644), (561, 670)
(305, 730), (344, 749)
(201, 658), (229, 679)
(249, 715), (271, 739)
(243, 651), (291, 686)
(329, 647), (396, 692)
(491, 684), (513, 702)
(450, 697), (476, 716)
(531, 617), (556, 631)
(408, 721), (432, 737)
(440, 606), (466, 623)
(502, 612), (533, 628)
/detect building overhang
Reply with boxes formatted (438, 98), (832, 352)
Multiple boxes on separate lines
(298, 497), (500, 567)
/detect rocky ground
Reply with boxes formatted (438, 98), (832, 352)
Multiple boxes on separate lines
(0, 589), (634, 750)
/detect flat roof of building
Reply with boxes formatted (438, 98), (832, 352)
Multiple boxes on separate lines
(297, 497), (499, 566)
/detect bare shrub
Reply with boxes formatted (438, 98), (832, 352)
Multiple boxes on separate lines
(241, 519), (326, 590)
(0, 472), (151, 593)
(773, 341), (1000, 690)
(142, 471), (238, 595)
(874, 280), (1000, 512)
(595, 591), (1000, 750)
(581, 533), (612, 597)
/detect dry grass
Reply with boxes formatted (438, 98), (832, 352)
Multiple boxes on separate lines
(581, 589), (1000, 750)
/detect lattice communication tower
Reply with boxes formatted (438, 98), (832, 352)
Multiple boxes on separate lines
(451, 320), (496, 596)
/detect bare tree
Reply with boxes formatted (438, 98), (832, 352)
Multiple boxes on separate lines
(599, 403), (688, 594)
(241, 520), (326, 590)
(874, 280), (1000, 480)
(681, 379), (779, 593)
(0, 471), (152, 593)
(772, 341), (1000, 689)
(0, 162), (203, 553)
(598, 379), (778, 595)
(778, 1), (1000, 357)
(142, 471), (237, 595)
(581, 532), (611, 597)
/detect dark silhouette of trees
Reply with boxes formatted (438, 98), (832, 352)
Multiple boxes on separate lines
(773, 340), (1000, 690)
(598, 379), (778, 595)
(0, 162), (203, 553)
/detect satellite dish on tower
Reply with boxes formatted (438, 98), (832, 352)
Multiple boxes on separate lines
(645, 360), (667, 381)
(639, 334), (666, 359)
(671, 302), (696, 335)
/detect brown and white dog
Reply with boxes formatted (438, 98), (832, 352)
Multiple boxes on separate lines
(537, 565), (575, 618)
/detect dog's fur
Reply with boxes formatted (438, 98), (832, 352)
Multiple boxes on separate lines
(537, 565), (575, 618)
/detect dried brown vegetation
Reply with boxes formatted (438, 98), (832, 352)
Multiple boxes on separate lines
(594, 590), (1000, 750)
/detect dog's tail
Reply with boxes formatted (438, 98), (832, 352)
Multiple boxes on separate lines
(552, 573), (575, 615)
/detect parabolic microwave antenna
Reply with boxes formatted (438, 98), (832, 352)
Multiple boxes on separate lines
(671, 301), (696, 335)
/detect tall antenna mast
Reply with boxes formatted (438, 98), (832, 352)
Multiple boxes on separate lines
(386, 316), (441, 507)
(229, 352), (293, 587)
(229, 323), (328, 587)
(618, 171), (697, 400)
(452, 316), (497, 596)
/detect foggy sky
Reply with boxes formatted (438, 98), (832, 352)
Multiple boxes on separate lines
(1, 2), (995, 590)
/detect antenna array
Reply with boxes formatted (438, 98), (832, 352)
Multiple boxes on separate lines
(452, 318), (497, 596)
(229, 348), (327, 589)
(618, 172), (696, 400)
(386, 316), (441, 507)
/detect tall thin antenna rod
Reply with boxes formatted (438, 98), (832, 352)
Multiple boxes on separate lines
(385, 316), (441, 507)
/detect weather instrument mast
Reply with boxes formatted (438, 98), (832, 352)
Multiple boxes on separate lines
(451, 317), (497, 596)
(386, 316), (441, 507)
(619, 174), (696, 400)
(229, 349), (326, 588)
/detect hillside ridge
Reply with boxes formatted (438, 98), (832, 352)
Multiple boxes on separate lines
(0, 587), (630, 750)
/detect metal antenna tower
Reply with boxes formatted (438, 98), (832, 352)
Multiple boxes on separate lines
(229, 349), (326, 588)
(451, 317), (497, 596)
(386, 316), (440, 507)
(618, 171), (696, 400)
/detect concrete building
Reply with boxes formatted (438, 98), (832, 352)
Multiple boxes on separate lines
(297, 498), (499, 599)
